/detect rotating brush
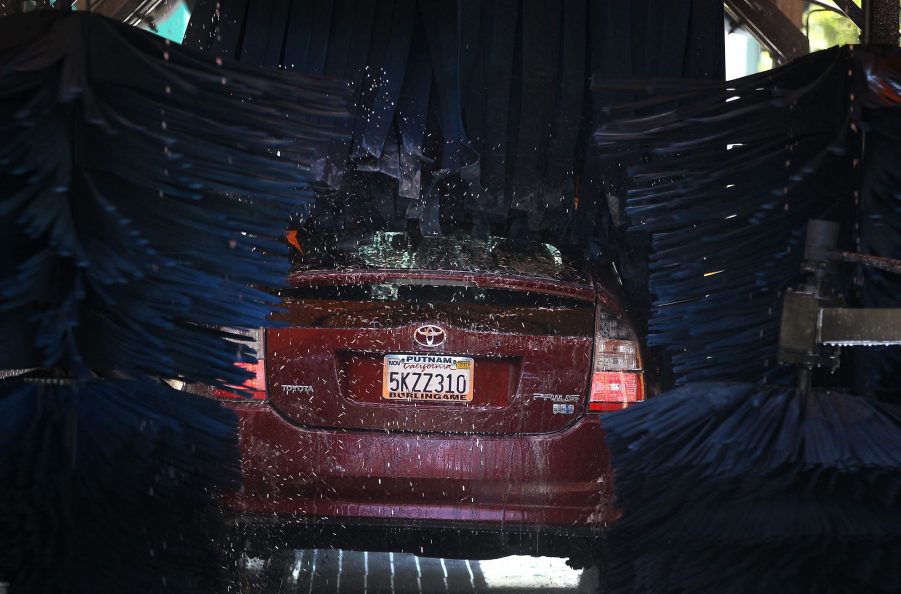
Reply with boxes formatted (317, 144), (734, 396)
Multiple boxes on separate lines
(0, 10), (347, 593)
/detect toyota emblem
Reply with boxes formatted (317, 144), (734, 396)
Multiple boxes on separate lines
(414, 325), (446, 348)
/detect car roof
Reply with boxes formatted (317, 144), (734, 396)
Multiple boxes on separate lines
(292, 232), (591, 284)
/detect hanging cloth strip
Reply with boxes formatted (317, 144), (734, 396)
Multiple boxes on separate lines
(510, 0), (561, 231)
(181, 0), (218, 53)
(354, 0), (414, 162)
(210, 0), (250, 59)
(322, 0), (376, 188)
(239, 0), (291, 67)
(396, 13), (433, 203)
(480, 0), (518, 211)
(542, 0), (586, 218)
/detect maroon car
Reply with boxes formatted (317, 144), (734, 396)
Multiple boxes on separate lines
(215, 233), (646, 562)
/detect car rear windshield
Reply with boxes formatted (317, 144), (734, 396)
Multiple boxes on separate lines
(293, 232), (590, 284)
(275, 284), (595, 337)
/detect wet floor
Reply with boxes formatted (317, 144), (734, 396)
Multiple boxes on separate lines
(230, 549), (599, 593)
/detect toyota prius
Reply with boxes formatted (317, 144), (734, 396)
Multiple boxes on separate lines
(214, 232), (646, 565)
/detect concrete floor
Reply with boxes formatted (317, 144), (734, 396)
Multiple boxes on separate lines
(230, 549), (600, 593)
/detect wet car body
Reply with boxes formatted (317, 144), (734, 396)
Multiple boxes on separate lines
(222, 234), (645, 560)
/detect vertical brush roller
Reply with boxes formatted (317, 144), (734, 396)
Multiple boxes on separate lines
(593, 46), (901, 593)
(0, 10), (347, 593)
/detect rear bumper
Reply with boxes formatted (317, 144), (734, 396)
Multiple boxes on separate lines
(225, 403), (614, 554)
(228, 516), (605, 560)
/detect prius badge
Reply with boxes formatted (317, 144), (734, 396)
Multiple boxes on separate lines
(414, 324), (446, 348)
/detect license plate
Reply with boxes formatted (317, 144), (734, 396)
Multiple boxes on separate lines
(382, 354), (474, 403)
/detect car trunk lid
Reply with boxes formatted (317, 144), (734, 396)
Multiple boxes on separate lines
(266, 274), (596, 435)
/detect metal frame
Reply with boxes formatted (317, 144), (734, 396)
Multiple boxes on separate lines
(724, 0), (810, 64)
(832, 0), (865, 27)
(779, 220), (901, 394)
(724, 0), (900, 66)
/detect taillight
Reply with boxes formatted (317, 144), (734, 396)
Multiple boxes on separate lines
(213, 327), (267, 401)
(589, 310), (644, 412)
